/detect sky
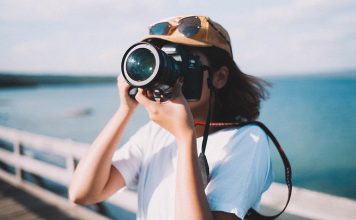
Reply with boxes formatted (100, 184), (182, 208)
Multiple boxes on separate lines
(0, 0), (355, 76)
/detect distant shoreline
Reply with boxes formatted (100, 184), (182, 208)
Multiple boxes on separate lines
(1, 69), (355, 88)
(0, 72), (116, 87)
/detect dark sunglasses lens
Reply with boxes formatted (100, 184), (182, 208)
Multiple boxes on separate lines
(178, 16), (201, 37)
(149, 22), (170, 35)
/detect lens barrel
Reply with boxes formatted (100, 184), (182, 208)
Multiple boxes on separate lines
(121, 42), (204, 102)
(122, 42), (181, 88)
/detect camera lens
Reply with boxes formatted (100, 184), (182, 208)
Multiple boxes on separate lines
(122, 42), (185, 90)
(126, 48), (156, 81)
(121, 42), (204, 101)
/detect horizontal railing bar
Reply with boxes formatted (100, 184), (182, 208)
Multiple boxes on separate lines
(0, 147), (16, 164)
(0, 126), (88, 159)
(261, 182), (356, 220)
(0, 148), (71, 186)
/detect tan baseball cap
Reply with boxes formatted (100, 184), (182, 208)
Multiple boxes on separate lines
(142, 15), (233, 57)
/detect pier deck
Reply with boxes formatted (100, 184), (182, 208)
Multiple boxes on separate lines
(0, 179), (79, 220)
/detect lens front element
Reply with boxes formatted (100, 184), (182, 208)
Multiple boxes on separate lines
(126, 48), (156, 81)
(122, 42), (160, 87)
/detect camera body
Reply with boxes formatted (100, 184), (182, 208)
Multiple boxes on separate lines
(121, 42), (204, 102)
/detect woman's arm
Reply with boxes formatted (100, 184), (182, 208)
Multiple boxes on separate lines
(135, 82), (213, 220)
(175, 131), (213, 220)
(69, 76), (138, 204)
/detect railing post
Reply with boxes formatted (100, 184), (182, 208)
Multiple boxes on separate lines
(13, 140), (22, 183)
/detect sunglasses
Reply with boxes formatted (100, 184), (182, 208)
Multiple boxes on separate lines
(149, 16), (231, 46)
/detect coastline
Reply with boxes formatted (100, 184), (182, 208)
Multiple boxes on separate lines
(0, 72), (116, 87)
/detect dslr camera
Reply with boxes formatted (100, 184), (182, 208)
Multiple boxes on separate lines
(121, 42), (205, 102)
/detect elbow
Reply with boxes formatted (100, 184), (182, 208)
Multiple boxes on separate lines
(69, 193), (85, 205)
(69, 192), (93, 205)
(69, 189), (83, 205)
(68, 185), (91, 205)
(70, 197), (89, 205)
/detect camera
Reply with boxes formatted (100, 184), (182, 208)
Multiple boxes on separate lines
(121, 42), (204, 102)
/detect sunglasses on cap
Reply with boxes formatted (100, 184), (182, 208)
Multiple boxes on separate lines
(148, 16), (231, 46)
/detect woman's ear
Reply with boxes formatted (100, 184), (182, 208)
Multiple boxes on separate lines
(212, 66), (229, 89)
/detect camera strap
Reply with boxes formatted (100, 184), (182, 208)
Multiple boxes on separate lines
(196, 92), (292, 219)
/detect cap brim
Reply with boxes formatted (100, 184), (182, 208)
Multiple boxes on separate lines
(142, 35), (212, 48)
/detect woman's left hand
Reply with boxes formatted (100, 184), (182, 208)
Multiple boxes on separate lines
(135, 80), (195, 140)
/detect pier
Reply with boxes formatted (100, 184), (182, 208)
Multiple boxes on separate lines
(0, 125), (355, 220)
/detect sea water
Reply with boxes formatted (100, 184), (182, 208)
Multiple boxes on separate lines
(0, 74), (355, 201)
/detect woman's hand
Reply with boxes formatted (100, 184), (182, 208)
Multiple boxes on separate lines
(135, 80), (195, 140)
(117, 75), (138, 112)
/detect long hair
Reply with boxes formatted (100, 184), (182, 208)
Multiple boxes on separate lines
(200, 47), (270, 122)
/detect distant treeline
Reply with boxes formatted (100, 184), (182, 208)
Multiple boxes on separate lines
(0, 72), (117, 87)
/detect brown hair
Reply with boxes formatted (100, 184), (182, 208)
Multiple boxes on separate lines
(200, 47), (270, 122)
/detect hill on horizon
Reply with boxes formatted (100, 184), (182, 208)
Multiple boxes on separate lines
(0, 72), (116, 87)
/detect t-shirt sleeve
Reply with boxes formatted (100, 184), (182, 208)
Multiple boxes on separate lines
(205, 125), (273, 219)
(112, 123), (149, 189)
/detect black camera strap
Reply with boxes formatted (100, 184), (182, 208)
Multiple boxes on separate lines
(197, 90), (292, 219)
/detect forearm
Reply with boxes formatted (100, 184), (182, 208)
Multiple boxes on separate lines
(175, 131), (213, 220)
(69, 107), (133, 202)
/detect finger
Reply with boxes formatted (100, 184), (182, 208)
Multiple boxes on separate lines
(116, 75), (120, 87)
(117, 74), (125, 84)
(135, 88), (153, 107)
(119, 75), (129, 86)
(117, 74), (130, 91)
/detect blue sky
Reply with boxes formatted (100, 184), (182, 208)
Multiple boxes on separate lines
(0, 0), (355, 76)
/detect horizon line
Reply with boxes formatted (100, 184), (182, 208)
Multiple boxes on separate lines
(0, 67), (355, 78)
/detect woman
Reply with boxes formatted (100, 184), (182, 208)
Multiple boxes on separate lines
(69, 15), (273, 220)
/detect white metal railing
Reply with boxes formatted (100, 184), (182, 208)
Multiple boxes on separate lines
(0, 126), (86, 185)
(0, 125), (136, 216)
(0, 125), (356, 220)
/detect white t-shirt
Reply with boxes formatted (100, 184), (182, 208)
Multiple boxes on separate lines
(112, 121), (273, 220)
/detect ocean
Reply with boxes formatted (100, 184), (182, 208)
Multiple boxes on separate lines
(0, 74), (355, 201)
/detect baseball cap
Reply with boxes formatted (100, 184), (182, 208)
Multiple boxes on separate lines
(142, 15), (233, 57)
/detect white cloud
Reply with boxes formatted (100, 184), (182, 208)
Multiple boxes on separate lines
(226, 0), (356, 75)
(249, 0), (356, 26)
(0, 0), (191, 23)
(0, 0), (355, 75)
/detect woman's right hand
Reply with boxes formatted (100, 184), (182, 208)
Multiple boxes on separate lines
(117, 74), (138, 112)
